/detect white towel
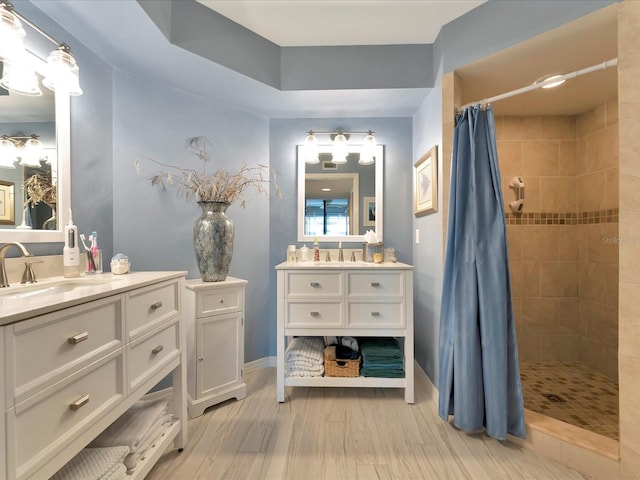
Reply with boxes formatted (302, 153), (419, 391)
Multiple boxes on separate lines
(285, 366), (324, 377)
(50, 446), (129, 480)
(341, 336), (359, 353)
(124, 413), (173, 472)
(285, 337), (324, 364)
(89, 398), (169, 453)
(102, 463), (127, 480)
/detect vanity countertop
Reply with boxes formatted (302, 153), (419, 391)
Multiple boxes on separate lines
(275, 261), (413, 270)
(0, 271), (186, 326)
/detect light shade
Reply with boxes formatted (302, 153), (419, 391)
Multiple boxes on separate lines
(0, 137), (17, 169)
(303, 131), (319, 164)
(43, 46), (83, 96)
(0, 57), (42, 96)
(19, 136), (44, 167)
(331, 133), (348, 164)
(0, 5), (26, 61)
(359, 131), (376, 165)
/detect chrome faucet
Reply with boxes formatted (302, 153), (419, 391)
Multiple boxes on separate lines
(0, 242), (33, 288)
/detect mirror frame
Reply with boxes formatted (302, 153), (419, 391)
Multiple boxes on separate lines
(297, 144), (383, 243)
(0, 53), (70, 243)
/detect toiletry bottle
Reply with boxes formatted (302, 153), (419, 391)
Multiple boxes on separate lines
(313, 238), (320, 262)
(338, 241), (344, 262)
(63, 209), (80, 278)
(90, 231), (103, 273)
(300, 244), (309, 262)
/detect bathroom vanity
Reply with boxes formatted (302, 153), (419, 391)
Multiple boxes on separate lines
(0, 271), (187, 480)
(275, 261), (414, 403)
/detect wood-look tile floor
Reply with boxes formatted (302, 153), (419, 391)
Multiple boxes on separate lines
(146, 367), (588, 480)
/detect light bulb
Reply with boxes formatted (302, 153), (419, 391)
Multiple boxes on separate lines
(331, 133), (348, 164)
(359, 131), (376, 165)
(303, 131), (319, 164)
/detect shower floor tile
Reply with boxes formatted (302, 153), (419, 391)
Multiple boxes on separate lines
(520, 362), (619, 440)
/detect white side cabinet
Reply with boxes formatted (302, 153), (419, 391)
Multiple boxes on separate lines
(185, 277), (247, 418)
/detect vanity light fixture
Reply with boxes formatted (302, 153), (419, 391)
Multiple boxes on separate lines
(0, 134), (44, 167)
(0, 2), (82, 96)
(302, 129), (377, 165)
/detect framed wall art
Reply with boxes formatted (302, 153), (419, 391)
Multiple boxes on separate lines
(414, 145), (438, 216)
(0, 180), (15, 225)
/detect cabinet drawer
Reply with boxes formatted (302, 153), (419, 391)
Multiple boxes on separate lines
(347, 271), (404, 297)
(126, 279), (180, 339)
(347, 302), (404, 328)
(128, 319), (180, 391)
(8, 296), (123, 403)
(10, 352), (124, 479)
(287, 302), (343, 328)
(287, 272), (343, 298)
(197, 286), (242, 317)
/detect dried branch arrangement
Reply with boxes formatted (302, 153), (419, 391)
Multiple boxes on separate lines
(136, 136), (281, 207)
(23, 172), (57, 206)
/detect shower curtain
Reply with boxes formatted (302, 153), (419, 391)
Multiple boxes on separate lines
(438, 105), (526, 440)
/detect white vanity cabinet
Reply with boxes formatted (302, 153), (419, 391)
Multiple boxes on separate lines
(276, 262), (414, 403)
(184, 277), (247, 418)
(0, 272), (188, 480)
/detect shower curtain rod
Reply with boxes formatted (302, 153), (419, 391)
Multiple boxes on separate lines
(457, 58), (618, 112)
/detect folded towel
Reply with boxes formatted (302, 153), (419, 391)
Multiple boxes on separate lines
(50, 446), (129, 480)
(360, 337), (403, 363)
(103, 463), (127, 480)
(285, 337), (324, 364)
(361, 368), (405, 378)
(124, 413), (172, 472)
(89, 398), (169, 453)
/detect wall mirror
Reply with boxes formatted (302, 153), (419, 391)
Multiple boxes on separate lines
(297, 144), (383, 243)
(0, 54), (70, 243)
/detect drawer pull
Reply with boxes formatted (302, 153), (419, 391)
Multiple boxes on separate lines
(150, 301), (163, 311)
(371, 282), (380, 287)
(310, 311), (320, 316)
(68, 331), (89, 344)
(69, 394), (90, 411)
(310, 282), (320, 287)
(152, 345), (164, 355)
(371, 311), (381, 316)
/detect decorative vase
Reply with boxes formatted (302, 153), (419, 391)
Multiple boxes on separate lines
(194, 201), (234, 282)
(42, 203), (57, 230)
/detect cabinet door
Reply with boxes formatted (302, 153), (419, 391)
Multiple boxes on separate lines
(196, 313), (243, 399)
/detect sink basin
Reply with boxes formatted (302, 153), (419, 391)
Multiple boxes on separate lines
(0, 277), (116, 300)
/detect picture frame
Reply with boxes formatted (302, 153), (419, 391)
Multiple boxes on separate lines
(414, 145), (438, 216)
(363, 196), (376, 227)
(0, 180), (15, 225)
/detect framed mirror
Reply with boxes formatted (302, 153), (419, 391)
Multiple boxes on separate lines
(0, 53), (70, 243)
(297, 144), (383, 243)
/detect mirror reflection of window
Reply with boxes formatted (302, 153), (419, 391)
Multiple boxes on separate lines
(305, 198), (350, 236)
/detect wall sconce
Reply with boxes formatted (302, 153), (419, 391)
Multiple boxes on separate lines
(0, 2), (82, 96)
(0, 134), (45, 168)
(303, 130), (377, 165)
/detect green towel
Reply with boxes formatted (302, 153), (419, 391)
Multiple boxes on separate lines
(360, 337), (403, 363)
(361, 367), (405, 378)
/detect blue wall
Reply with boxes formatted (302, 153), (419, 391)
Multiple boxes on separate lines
(112, 69), (273, 362)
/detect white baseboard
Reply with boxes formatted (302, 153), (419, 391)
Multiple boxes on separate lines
(244, 356), (276, 374)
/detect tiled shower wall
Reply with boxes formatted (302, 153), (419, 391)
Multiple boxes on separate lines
(497, 107), (619, 380)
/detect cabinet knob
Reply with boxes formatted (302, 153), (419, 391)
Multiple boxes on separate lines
(310, 282), (320, 287)
(198, 357), (204, 361)
(69, 394), (90, 411)
(371, 282), (380, 287)
(68, 331), (89, 344)
(150, 301), (163, 311)
(151, 345), (164, 355)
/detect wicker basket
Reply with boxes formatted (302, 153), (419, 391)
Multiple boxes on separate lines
(324, 348), (360, 377)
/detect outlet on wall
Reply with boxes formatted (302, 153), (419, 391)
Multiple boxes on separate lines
(415, 229), (420, 244)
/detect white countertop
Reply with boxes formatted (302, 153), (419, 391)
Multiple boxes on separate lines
(0, 271), (186, 326)
(275, 261), (413, 270)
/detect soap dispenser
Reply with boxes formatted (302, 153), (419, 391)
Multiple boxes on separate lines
(63, 209), (80, 278)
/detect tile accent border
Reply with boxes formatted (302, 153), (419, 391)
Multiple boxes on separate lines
(506, 209), (619, 225)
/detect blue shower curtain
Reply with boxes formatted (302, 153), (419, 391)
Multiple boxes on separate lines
(438, 105), (526, 440)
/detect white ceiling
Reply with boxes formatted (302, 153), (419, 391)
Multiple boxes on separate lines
(196, 0), (485, 46)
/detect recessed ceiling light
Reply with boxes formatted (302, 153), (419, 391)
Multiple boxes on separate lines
(321, 188), (331, 192)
